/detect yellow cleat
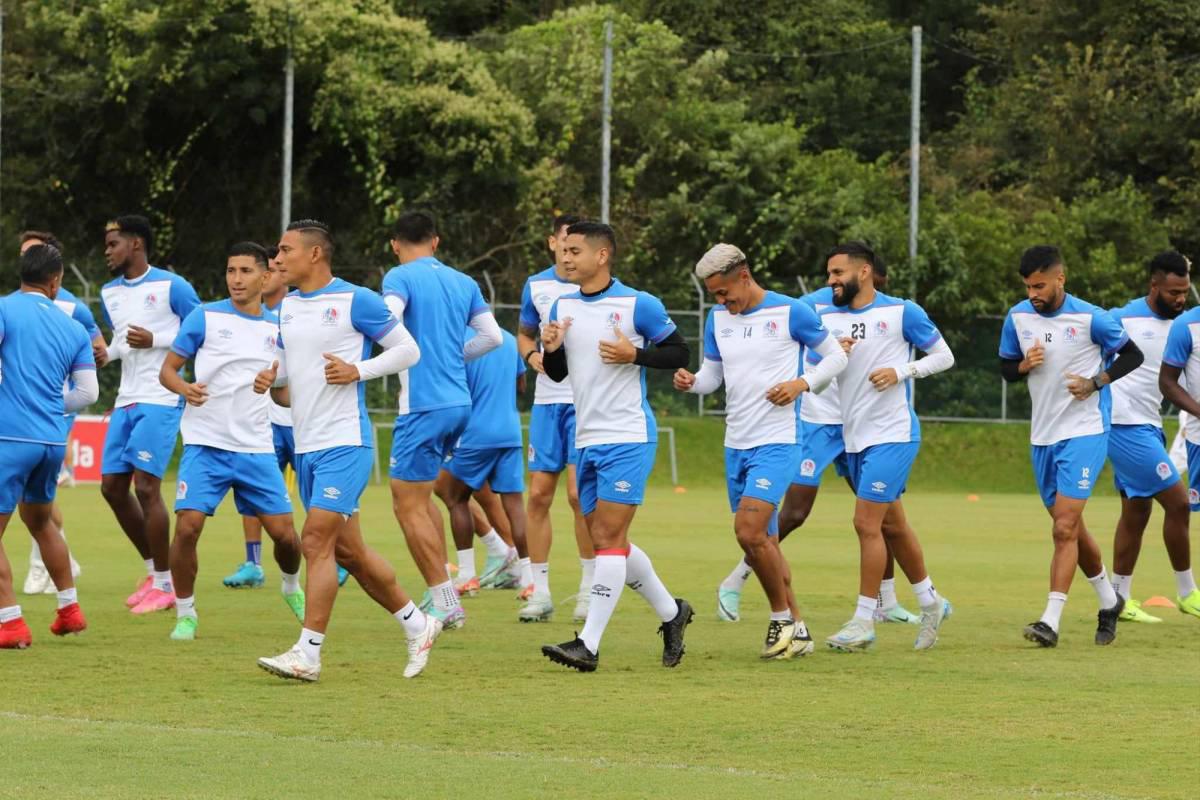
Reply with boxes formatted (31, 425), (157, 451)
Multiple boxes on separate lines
(1178, 590), (1200, 619)
(1119, 597), (1163, 624)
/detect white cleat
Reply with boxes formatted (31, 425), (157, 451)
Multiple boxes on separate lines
(914, 597), (949, 651)
(572, 592), (590, 623)
(404, 615), (443, 679)
(257, 646), (321, 682)
(519, 591), (555, 623)
(23, 563), (52, 595)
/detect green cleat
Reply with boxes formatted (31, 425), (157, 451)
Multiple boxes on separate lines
(1119, 597), (1162, 624)
(1179, 589), (1200, 619)
(717, 588), (741, 622)
(283, 588), (305, 622)
(875, 603), (921, 624)
(170, 616), (197, 641)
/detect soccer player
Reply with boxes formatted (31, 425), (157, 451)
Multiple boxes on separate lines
(675, 244), (847, 660)
(999, 245), (1143, 647)
(98, 215), (201, 614)
(255, 220), (438, 682)
(158, 242), (306, 641)
(0, 245), (99, 648)
(434, 328), (530, 602)
(380, 211), (502, 630)
(517, 213), (596, 622)
(1105, 252), (1194, 622)
(538, 221), (693, 672)
(820, 242), (955, 652)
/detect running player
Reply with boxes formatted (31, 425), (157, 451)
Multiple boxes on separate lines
(820, 242), (955, 652)
(159, 242), (305, 641)
(517, 213), (596, 622)
(98, 215), (200, 614)
(999, 245), (1142, 647)
(381, 211), (502, 630)
(1105, 252), (1193, 622)
(256, 219), (438, 682)
(0, 244), (99, 648)
(538, 221), (693, 672)
(675, 244), (847, 660)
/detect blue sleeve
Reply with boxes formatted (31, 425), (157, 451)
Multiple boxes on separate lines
(515, 339), (528, 374)
(71, 301), (101, 340)
(519, 280), (539, 328)
(350, 287), (400, 342)
(703, 310), (721, 361)
(1090, 308), (1130, 356)
(998, 312), (1022, 359)
(381, 269), (410, 304)
(171, 307), (207, 358)
(72, 326), (96, 371)
(788, 300), (830, 349)
(901, 300), (942, 351)
(1164, 317), (1193, 368)
(0, 303), (6, 341)
(466, 278), (489, 319)
(633, 292), (676, 344)
(169, 276), (201, 322)
(549, 298), (559, 323)
(100, 296), (113, 330)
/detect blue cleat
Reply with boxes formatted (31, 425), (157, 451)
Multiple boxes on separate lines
(223, 562), (264, 589)
(337, 566), (350, 586)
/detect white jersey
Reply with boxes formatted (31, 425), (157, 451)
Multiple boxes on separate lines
(520, 265), (577, 405)
(703, 291), (832, 449)
(100, 266), (201, 407)
(1109, 296), (1171, 427)
(798, 287), (843, 425)
(1163, 307), (1200, 445)
(551, 278), (675, 448)
(171, 300), (278, 453)
(999, 294), (1129, 447)
(821, 292), (943, 453)
(278, 278), (401, 454)
(264, 299), (291, 428)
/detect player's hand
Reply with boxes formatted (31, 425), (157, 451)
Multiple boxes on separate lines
(527, 351), (545, 374)
(254, 360), (279, 394)
(323, 352), (360, 384)
(673, 368), (696, 391)
(766, 378), (809, 406)
(839, 337), (856, 355)
(869, 367), (900, 392)
(126, 325), (154, 349)
(541, 318), (571, 353)
(93, 341), (109, 368)
(599, 326), (637, 364)
(1022, 341), (1045, 373)
(182, 382), (209, 406)
(1065, 373), (1096, 401)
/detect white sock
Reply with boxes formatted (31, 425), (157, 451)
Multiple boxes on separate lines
(769, 609), (791, 622)
(1110, 572), (1132, 601)
(911, 576), (939, 609)
(1087, 567), (1119, 610)
(0, 605), (22, 623)
(1040, 592), (1068, 631)
(480, 530), (507, 558)
(296, 627), (323, 664)
(1176, 569), (1198, 598)
(280, 571), (301, 595)
(431, 580), (458, 613)
(152, 570), (172, 593)
(720, 557), (753, 592)
(457, 549), (476, 581)
(625, 544), (678, 622)
(519, 557), (533, 587)
(854, 595), (876, 623)
(532, 562), (550, 596)
(580, 554), (626, 654)
(143, 559), (155, 577)
(56, 587), (78, 609)
(579, 557), (596, 592)
(176, 595), (196, 618)
(393, 601), (427, 637)
(29, 539), (44, 567)
(878, 578), (898, 610)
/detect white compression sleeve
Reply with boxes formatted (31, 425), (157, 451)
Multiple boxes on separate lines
(64, 369), (99, 412)
(357, 321), (421, 381)
(799, 334), (849, 394)
(464, 311), (503, 361)
(895, 337), (955, 380)
(687, 358), (725, 395)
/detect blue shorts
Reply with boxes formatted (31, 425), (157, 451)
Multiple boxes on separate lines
(101, 402), (182, 479)
(446, 446), (525, 493)
(1109, 424), (1180, 499)
(272, 423), (296, 473)
(0, 442), (66, 513)
(390, 407), (471, 483)
(295, 445), (373, 516)
(1031, 433), (1108, 508)
(175, 445), (293, 517)
(793, 422), (849, 486)
(1186, 442), (1200, 511)
(576, 442), (657, 515)
(528, 403), (577, 473)
(846, 442), (920, 503)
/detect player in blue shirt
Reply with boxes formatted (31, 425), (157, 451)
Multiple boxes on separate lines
(0, 245), (99, 649)
(381, 211), (502, 630)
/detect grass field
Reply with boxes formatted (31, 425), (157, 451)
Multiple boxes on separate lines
(2, 480), (1197, 799)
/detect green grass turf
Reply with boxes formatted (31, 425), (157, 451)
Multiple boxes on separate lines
(2, 482), (1197, 799)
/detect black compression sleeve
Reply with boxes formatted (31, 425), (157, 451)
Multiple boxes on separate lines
(1000, 357), (1026, 383)
(633, 330), (691, 370)
(1104, 339), (1144, 383)
(543, 346), (568, 382)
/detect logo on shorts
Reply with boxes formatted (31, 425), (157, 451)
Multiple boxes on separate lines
(755, 477), (773, 490)
(137, 450), (153, 463)
(875, 321), (889, 336)
(218, 328), (233, 339)
(1190, 488), (1199, 506)
(322, 486), (341, 500)
(1077, 467), (1091, 490)
(1157, 461), (1172, 480)
(800, 459), (816, 477)
(176, 481), (188, 500)
(763, 321), (779, 338)
(871, 481), (888, 493)
(389, 456), (397, 468)
(1064, 326), (1079, 343)
(720, 327), (733, 338)
(321, 307), (339, 326)
(606, 311), (622, 329)
(614, 480), (631, 493)
(527, 445), (536, 461)
(144, 293), (158, 310)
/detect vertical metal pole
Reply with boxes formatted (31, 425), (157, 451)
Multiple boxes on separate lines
(690, 273), (705, 416)
(280, 12), (295, 233)
(600, 20), (613, 223)
(908, 26), (922, 292)
(1001, 377), (1008, 421)
(0, 4), (5, 247)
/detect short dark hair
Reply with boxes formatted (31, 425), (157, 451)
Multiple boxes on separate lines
(228, 241), (269, 268)
(565, 220), (617, 258)
(20, 244), (64, 285)
(107, 214), (154, 257)
(390, 210), (438, 245)
(825, 241), (879, 269)
(1148, 250), (1190, 278)
(265, 245), (279, 261)
(552, 213), (584, 234)
(1019, 245), (1062, 277)
(19, 230), (63, 253)
(286, 218), (335, 258)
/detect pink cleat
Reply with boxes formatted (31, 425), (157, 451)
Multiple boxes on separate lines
(130, 588), (176, 615)
(125, 576), (153, 608)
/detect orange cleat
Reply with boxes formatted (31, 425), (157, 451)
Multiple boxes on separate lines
(50, 603), (88, 636)
(0, 618), (33, 649)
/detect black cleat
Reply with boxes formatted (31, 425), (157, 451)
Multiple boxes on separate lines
(658, 598), (694, 667)
(1095, 595), (1125, 646)
(1023, 620), (1058, 648)
(542, 636), (598, 672)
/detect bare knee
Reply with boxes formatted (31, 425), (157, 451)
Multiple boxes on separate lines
(1051, 517), (1079, 545)
(527, 483), (555, 515)
(132, 475), (161, 506)
(100, 476), (129, 504)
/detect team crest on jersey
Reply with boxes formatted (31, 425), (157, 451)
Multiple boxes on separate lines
(218, 328), (233, 339)
(763, 321), (779, 338)
(875, 320), (889, 336)
(144, 293), (158, 310)
(1065, 326), (1078, 343)
(799, 459), (816, 477)
(606, 311), (622, 329)
(263, 335), (277, 352)
(322, 307), (339, 326)
(176, 481), (188, 500)
(1157, 461), (1173, 480)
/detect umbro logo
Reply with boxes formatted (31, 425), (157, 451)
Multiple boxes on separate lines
(755, 477), (772, 490)
(614, 480), (631, 493)
(720, 328), (733, 338)
(592, 583), (613, 598)
(218, 328), (233, 339)
(323, 486), (341, 499)
(871, 481), (887, 492)
(137, 450), (153, 463)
